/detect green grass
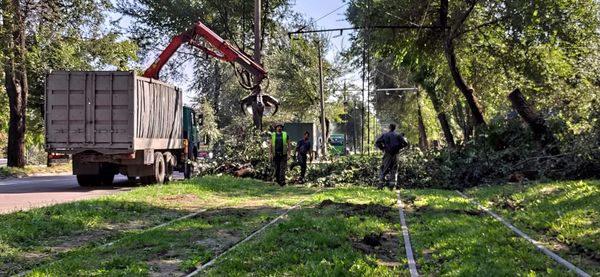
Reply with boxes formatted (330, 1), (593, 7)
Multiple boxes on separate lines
(2, 175), (598, 276)
(204, 187), (407, 276)
(401, 188), (576, 276)
(0, 176), (316, 275)
(466, 180), (600, 276)
(0, 163), (71, 178)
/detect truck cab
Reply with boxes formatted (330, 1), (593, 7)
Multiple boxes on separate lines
(182, 106), (201, 178)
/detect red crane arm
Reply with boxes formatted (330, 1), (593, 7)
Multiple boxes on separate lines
(143, 21), (267, 86)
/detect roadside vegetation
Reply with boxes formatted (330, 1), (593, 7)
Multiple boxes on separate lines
(0, 163), (72, 179)
(0, 176), (316, 276)
(1, 176), (598, 276)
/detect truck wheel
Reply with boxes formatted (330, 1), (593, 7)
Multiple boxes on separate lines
(140, 176), (153, 185)
(163, 152), (174, 183)
(76, 175), (101, 187)
(153, 152), (166, 184)
(184, 162), (194, 179)
(99, 174), (115, 186)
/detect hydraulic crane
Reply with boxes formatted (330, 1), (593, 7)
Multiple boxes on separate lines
(143, 21), (279, 130)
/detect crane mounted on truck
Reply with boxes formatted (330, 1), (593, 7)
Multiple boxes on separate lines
(143, 21), (279, 130)
(45, 21), (279, 186)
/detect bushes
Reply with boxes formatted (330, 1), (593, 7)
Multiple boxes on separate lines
(192, 116), (599, 189)
(307, 116), (600, 189)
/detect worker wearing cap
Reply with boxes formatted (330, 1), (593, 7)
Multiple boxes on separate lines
(270, 124), (291, 186)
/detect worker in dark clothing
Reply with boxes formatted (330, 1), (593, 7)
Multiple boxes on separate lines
(291, 131), (312, 183)
(270, 124), (291, 186)
(375, 124), (409, 190)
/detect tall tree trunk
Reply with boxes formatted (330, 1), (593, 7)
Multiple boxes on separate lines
(453, 99), (472, 142)
(417, 91), (429, 149)
(440, 0), (486, 128)
(422, 84), (456, 147)
(444, 40), (486, 127)
(3, 0), (29, 168)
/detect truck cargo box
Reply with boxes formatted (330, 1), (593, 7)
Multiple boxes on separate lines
(45, 71), (183, 154)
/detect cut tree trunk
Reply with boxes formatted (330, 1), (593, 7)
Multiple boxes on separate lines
(508, 89), (557, 149)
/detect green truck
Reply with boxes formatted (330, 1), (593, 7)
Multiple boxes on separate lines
(329, 134), (346, 156)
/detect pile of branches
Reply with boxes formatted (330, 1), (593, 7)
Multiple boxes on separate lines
(192, 127), (273, 180)
(303, 116), (600, 189)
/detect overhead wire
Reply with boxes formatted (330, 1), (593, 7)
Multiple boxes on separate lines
(312, 2), (350, 24)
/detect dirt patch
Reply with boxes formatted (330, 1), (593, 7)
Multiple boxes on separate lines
(318, 200), (396, 220)
(492, 197), (522, 211)
(540, 187), (562, 196)
(414, 205), (485, 217)
(160, 194), (199, 202)
(195, 229), (243, 253)
(148, 250), (183, 277)
(197, 206), (283, 222)
(352, 232), (400, 267)
(160, 194), (202, 209)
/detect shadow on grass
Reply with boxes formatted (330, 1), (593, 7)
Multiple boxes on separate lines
(0, 200), (190, 276)
(197, 175), (317, 198)
(204, 201), (405, 276)
(27, 206), (288, 277)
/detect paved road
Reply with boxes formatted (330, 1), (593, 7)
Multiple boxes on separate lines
(0, 175), (135, 214)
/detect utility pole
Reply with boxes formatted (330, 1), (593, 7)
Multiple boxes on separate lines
(317, 42), (327, 158)
(317, 42), (328, 158)
(361, 37), (366, 155)
(252, 0), (263, 130)
(254, 0), (261, 64)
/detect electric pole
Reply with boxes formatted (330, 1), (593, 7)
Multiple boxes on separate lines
(317, 42), (327, 158)
(254, 0), (261, 64)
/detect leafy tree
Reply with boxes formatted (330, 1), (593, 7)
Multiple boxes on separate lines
(1, 0), (138, 167)
(198, 99), (222, 146)
(346, 0), (600, 141)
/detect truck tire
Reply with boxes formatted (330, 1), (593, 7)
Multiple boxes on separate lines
(140, 176), (154, 185)
(184, 162), (194, 179)
(153, 152), (166, 184)
(163, 152), (175, 183)
(76, 175), (101, 187)
(99, 174), (115, 186)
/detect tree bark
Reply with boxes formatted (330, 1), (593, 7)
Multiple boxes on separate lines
(3, 0), (29, 168)
(440, 0), (486, 128)
(422, 84), (455, 147)
(444, 39), (486, 128)
(508, 89), (556, 147)
(417, 91), (429, 149)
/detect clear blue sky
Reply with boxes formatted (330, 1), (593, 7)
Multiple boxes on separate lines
(291, 0), (361, 88)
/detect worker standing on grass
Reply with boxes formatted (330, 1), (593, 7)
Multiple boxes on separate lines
(291, 131), (312, 184)
(270, 124), (291, 186)
(375, 124), (409, 190)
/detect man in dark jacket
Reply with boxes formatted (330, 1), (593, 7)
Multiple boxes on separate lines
(375, 124), (408, 190)
(291, 131), (312, 183)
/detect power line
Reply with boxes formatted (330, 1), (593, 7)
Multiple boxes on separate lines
(288, 25), (447, 37)
(313, 2), (349, 24)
